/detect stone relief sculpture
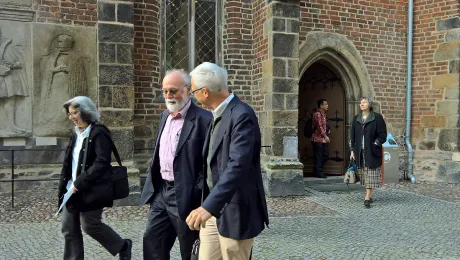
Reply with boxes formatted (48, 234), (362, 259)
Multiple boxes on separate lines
(0, 28), (30, 137)
(35, 34), (87, 136)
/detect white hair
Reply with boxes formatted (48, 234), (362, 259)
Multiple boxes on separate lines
(165, 69), (191, 88)
(189, 62), (228, 92)
(63, 96), (101, 123)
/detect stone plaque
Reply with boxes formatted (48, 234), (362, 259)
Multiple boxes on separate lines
(0, 21), (32, 137)
(283, 136), (298, 157)
(33, 24), (97, 137)
(0, 0), (34, 22)
(0, 0), (31, 7)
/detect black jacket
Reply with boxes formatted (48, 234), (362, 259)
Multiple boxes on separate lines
(202, 96), (269, 240)
(350, 111), (387, 169)
(139, 102), (212, 220)
(58, 123), (114, 212)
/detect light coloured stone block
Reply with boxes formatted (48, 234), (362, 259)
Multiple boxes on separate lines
(452, 153), (460, 162)
(432, 73), (459, 89)
(35, 137), (58, 146)
(283, 136), (298, 157)
(3, 138), (26, 146)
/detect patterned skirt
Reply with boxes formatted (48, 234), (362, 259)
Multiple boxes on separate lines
(359, 150), (382, 189)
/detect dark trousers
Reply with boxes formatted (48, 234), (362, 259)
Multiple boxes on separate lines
(143, 182), (199, 260)
(312, 141), (329, 176)
(61, 206), (125, 260)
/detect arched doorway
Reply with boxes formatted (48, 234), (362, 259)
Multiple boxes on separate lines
(298, 62), (346, 177)
(298, 32), (375, 177)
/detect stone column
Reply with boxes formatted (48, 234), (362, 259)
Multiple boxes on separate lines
(260, 0), (304, 196)
(98, 0), (139, 204)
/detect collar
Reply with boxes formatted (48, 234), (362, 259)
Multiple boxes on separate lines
(357, 111), (375, 123)
(319, 109), (326, 116)
(169, 99), (192, 118)
(74, 124), (92, 137)
(213, 93), (234, 118)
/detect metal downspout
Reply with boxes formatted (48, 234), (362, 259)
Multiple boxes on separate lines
(405, 0), (416, 183)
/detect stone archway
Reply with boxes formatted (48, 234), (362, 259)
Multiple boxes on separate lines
(299, 32), (375, 167)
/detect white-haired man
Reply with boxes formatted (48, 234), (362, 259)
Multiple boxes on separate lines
(140, 70), (212, 260)
(186, 62), (269, 260)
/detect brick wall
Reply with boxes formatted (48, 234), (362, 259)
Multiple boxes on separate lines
(133, 0), (162, 152)
(33, 0), (97, 26)
(411, 0), (458, 140)
(299, 0), (408, 134)
(223, 0), (254, 106)
(252, 0), (268, 113)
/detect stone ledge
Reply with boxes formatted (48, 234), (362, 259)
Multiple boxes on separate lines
(262, 168), (305, 197)
(261, 156), (305, 197)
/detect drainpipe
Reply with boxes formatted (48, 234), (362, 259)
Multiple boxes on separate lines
(405, 0), (416, 184)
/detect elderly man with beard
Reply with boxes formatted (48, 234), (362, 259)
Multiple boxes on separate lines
(140, 70), (212, 260)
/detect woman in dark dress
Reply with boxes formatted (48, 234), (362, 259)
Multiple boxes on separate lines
(350, 97), (387, 208)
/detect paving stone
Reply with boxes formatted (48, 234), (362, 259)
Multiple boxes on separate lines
(1, 183), (460, 259)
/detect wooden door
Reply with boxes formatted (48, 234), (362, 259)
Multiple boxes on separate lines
(298, 62), (346, 177)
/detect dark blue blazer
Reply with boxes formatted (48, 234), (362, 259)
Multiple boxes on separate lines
(202, 95), (269, 240)
(140, 102), (212, 220)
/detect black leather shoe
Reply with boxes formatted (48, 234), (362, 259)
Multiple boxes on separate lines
(369, 198), (374, 203)
(119, 239), (132, 260)
(317, 173), (327, 179)
(364, 200), (371, 208)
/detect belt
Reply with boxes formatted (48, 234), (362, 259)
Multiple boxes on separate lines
(162, 179), (175, 187)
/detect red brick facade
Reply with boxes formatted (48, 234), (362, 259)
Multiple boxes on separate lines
(133, 0), (163, 150)
(299, 1), (408, 132)
(33, 0), (97, 26)
(223, 1), (254, 106)
(253, 0), (269, 113)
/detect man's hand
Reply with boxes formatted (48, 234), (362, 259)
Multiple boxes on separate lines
(186, 206), (212, 231)
(72, 185), (78, 194)
(325, 136), (330, 143)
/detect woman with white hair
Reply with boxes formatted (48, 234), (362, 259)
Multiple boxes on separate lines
(350, 97), (387, 208)
(57, 96), (132, 260)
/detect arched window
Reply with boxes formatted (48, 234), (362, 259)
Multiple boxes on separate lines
(162, 0), (222, 73)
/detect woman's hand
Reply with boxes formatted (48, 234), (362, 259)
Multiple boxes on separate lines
(350, 151), (355, 160)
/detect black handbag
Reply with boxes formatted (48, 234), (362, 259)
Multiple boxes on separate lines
(110, 140), (129, 200)
(81, 127), (129, 204)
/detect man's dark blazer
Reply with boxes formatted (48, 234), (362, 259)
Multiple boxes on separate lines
(140, 102), (212, 220)
(202, 95), (269, 240)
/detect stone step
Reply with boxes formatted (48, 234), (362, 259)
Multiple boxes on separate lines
(303, 176), (344, 185)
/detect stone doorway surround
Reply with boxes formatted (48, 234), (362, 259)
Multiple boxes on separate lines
(261, 24), (376, 196)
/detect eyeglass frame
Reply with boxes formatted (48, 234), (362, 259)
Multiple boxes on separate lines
(67, 110), (80, 118)
(161, 85), (189, 96)
(191, 87), (205, 96)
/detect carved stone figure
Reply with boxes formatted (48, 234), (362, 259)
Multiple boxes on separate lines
(0, 28), (30, 137)
(36, 34), (87, 136)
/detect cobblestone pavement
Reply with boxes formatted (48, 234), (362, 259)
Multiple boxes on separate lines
(1, 183), (460, 259)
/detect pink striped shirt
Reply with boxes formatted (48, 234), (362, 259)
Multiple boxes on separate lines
(159, 101), (191, 181)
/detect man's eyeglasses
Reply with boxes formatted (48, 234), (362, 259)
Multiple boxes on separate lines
(191, 87), (204, 95)
(162, 88), (180, 95)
